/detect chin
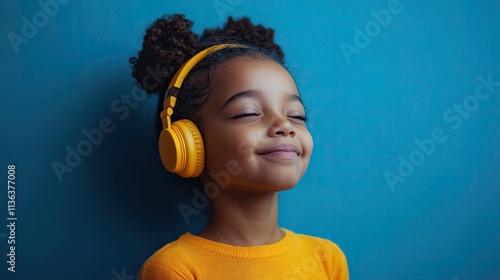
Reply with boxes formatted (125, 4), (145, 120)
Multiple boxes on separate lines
(242, 178), (300, 193)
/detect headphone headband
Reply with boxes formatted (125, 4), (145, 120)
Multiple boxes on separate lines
(165, 43), (246, 99)
(161, 43), (246, 128)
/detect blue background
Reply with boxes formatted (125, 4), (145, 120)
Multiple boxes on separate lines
(1, 0), (499, 279)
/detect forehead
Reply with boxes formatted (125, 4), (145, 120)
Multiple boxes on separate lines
(206, 56), (299, 103)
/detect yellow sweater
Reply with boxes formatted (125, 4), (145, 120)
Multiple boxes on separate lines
(138, 229), (349, 279)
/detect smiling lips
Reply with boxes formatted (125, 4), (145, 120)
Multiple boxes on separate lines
(257, 144), (300, 159)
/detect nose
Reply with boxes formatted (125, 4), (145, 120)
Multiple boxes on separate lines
(268, 116), (296, 138)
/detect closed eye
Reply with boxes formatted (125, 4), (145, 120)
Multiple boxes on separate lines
(231, 113), (308, 122)
(231, 112), (260, 119)
(288, 115), (308, 122)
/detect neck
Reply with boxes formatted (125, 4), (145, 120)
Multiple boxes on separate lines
(198, 190), (283, 246)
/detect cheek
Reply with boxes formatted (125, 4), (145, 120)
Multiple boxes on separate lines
(302, 130), (314, 156)
(308, 134), (314, 154)
(212, 125), (260, 157)
(235, 130), (266, 162)
(202, 126), (248, 167)
(300, 132), (314, 176)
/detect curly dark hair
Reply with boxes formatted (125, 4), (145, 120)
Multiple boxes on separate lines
(130, 14), (286, 134)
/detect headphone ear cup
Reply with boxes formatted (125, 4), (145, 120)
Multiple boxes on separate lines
(175, 119), (205, 177)
(159, 119), (204, 178)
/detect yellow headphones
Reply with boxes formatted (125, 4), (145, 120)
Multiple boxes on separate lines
(159, 43), (245, 178)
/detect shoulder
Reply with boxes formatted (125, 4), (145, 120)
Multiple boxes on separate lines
(285, 229), (349, 278)
(286, 229), (345, 255)
(137, 234), (196, 280)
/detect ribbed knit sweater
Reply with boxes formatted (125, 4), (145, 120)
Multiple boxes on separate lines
(138, 228), (348, 279)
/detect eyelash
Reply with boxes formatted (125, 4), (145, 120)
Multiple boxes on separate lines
(231, 112), (259, 119)
(290, 115), (308, 122)
(232, 113), (308, 122)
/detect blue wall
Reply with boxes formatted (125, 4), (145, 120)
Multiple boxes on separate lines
(1, 0), (499, 279)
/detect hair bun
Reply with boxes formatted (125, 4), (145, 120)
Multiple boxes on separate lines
(130, 14), (201, 94)
(200, 17), (284, 63)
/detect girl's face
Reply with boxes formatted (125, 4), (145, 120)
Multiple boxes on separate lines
(199, 56), (313, 192)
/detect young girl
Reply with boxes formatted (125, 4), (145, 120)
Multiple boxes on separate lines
(131, 14), (348, 279)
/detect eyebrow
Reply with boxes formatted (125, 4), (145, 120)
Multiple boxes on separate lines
(220, 90), (304, 110)
(287, 94), (305, 105)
